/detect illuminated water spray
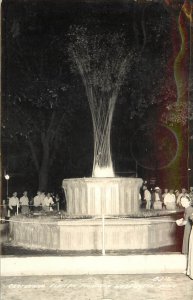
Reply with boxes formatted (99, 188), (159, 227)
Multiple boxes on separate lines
(69, 27), (132, 177)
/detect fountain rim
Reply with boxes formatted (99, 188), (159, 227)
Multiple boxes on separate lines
(62, 177), (143, 182)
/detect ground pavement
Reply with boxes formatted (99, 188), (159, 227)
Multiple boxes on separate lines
(1, 274), (193, 300)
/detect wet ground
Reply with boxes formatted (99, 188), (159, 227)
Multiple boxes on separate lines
(1, 274), (193, 300)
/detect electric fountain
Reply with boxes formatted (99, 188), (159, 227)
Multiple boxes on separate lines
(8, 27), (183, 253)
(62, 27), (143, 217)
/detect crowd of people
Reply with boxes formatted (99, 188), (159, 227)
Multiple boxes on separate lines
(2, 190), (65, 218)
(140, 182), (193, 280)
(140, 184), (193, 210)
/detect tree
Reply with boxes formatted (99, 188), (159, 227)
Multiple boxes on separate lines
(2, 15), (75, 191)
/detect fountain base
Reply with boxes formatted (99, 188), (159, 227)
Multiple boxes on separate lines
(62, 177), (143, 216)
(7, 177), (183, 252)
(8, 213), (183, 251)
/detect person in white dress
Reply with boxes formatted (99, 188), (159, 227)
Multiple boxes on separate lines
(164, 189), (176, 210)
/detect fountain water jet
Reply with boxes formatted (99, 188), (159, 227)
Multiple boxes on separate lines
(68, 27), (133, 177)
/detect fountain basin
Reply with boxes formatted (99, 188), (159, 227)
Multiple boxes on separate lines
(8, 212), (183, 251)
(62, 177), (143, 216)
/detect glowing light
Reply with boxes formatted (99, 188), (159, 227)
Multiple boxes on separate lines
(5, 174), (10, 180)
(92, 166), (114, 178)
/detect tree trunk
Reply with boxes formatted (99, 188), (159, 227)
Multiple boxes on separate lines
(38, 163), (49, 192)
(38, 136), (50, 192)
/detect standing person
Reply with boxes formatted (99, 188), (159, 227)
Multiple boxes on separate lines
(175, 190), (180, 205)
(1, 199), (8, 222)
(176, 197), (193, 254)
(164, 189), (176, 210)
(29, 195), (34, 212)
(55, 193), (60, 211)
(177, 188), (190, 207)
(143, 186), (151, 210)
(162, 188), (169, 209)
(33, 191), (42, 212)
(140, 185), (144, 209)
(42, 193), (54, 212)
(40, 191), (46, 206)
(152, 187), (162, 210)
(8, 192), (19, 216)
(189, 187), (193, 204)
(187, 213), (193, 279)
(61, 189), (67, 211)
(20, 191), (29, 214)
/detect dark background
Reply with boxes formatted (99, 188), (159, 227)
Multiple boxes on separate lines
(1, 0), (192, 197)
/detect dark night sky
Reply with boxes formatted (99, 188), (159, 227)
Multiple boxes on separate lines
(2, 0), (186, 194)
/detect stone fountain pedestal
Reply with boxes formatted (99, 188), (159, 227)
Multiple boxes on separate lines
(62, 177), (143, 216)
